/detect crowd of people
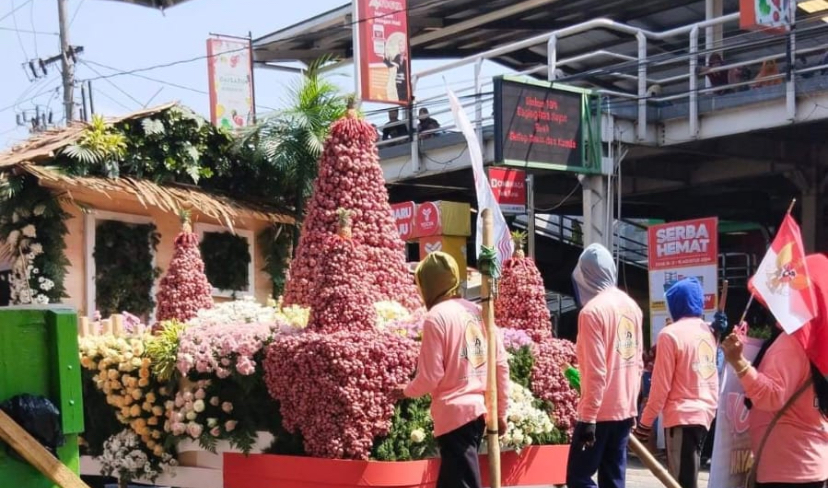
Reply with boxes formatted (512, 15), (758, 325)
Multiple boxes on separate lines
(398, 244), (828, 488)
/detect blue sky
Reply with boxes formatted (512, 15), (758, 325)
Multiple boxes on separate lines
(0, 0), (513, 149)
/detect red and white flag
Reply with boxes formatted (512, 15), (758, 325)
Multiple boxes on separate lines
(795, 254), (828, 378)
(748, 214), (817, 334)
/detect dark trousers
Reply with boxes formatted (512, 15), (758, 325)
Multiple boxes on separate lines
(665, 425), (707, 488)
(756, 482), (827, 488)
(436, 416), (484, 488)
(566, 419), (634, 488)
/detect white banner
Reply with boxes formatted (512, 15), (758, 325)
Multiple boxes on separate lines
(447, 90), (513, 263)
(708, 337), (763, 488)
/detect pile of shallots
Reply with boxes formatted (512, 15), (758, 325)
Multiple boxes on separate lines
(155, 220), (213, 324)
(530, 338), (579, 435)
(495, 247), (553, 343)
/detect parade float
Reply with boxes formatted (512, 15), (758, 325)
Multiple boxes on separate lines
(71, 106), (578, 488)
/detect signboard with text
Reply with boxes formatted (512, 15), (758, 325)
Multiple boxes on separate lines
(647, 217), (719, 341)
(413, 201), (441, 237)
(207, 37), (254, 129)
(355, 0), (411, 104)
(489, 167), (527, 214)
(739, 0), (791, 33)
(390, 201), (416, 241)
(494, 76), (597, 173)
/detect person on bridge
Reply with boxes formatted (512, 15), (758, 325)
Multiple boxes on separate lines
(567, 243), (644, 488)
(721, 253), (828, 488)
(396, 252), (509, 488)
(633, 277), (720, 488)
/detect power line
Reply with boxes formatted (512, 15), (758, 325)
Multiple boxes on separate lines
(0, 0), (32, 24)
(81, 61), (144, 108)
(69, 0), (85, 27)
(10, 0), (29, 60)
(0, 26), (59, 36)
(91, 86), (134, 112)
(84, 59), (208, 95)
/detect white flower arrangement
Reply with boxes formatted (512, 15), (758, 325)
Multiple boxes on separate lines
(98, 429), (176, 483)
(190, 296), (277, 326)
(373, 300), (411, 330)
(488, 383), (555, 454)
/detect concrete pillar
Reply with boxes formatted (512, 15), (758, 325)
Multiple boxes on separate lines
(705, 0), (724, 54)
(581, 174), (611, 250)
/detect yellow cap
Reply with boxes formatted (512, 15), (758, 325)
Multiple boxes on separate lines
(414, 252), (461, 309)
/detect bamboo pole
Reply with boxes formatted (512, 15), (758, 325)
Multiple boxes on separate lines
(481, 209), (501, 488)
(111, 314), (124, 336)
(628, 437), (682, 488)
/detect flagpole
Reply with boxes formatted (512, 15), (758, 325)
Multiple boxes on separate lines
(732, 198), (797, 334)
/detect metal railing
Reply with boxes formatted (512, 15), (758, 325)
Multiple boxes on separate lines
(368, 10), (828, 155)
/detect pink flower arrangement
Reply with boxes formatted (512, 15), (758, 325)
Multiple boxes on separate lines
(502, 328), (533, 350)
(530, 338), (579, 434)
(176, 318), (293, 377)
(263, 329), (418, 460)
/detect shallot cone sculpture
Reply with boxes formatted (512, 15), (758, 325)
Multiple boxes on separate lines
(154, 211), (213, 326)
(283, 106), (421, 311)
(495, 230), (552, 342)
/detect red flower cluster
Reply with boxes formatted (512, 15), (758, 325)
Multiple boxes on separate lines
(495, 254), (552, 343)
(530, 338), (579, 434)
(282, 111), (421, 311)
(155, 228), (212, 325)
(263, 330), (418, 459)
(307, 233), (377, 333)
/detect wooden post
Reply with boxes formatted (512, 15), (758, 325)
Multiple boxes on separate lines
(111, 314), (124, 336)
(480, 209), (501, 488)
(0, 409), (91, 488)
(78, 317), (89, 337)
(101, 319), (112, 335)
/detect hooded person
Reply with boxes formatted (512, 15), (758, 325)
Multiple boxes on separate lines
(397, 252), (510, 488)
(633, 277), (719, 488)
(567, 244), (644, 488)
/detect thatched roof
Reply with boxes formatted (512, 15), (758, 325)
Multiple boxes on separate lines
(0, 103), (294, 230)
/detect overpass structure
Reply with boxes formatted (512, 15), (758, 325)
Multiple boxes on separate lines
(253, 0), (828, 317)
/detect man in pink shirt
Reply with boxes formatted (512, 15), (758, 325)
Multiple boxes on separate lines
(398, 252), (510, 488)
(633, 277), (719, 488)
(567, 244), (644, 488)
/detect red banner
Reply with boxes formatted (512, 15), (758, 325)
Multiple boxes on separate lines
(390, 201), (416, 241)
(355, 0), (411, 104)
(647, 217), (718, 271)
(489, 167), (527, 214)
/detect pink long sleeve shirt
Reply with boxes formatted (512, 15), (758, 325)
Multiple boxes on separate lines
(640, 317), (719, 429)
(740, 333), (828, 484)
(576, 287), (644, 423)
(404, 298), (510, 437)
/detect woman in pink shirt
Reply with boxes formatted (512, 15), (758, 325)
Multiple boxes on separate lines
(721, 253), (828, 488)
(398, 252), (509, 488)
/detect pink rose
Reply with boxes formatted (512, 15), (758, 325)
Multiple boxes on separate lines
(224, 420), (237, 432)
(222, 402), (234, 414)
(187, 422), (203, 439)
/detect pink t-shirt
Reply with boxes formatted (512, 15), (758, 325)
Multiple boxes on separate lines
(404, 299), (510, 437)
(576, 287), (644, 423)
(741, 333), (828, 484)
(640, 317), (719, 429)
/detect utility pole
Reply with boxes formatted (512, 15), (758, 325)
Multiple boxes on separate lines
(57, 0), (74, 123)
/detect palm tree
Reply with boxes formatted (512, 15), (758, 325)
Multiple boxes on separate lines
(241, 57), (348, 242)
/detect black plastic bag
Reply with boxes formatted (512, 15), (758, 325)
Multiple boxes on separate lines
(0, 394), (65, 458)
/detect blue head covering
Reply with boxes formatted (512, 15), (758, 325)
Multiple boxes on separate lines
(665, 277), (704, 321)
(572, 244), (617, 307)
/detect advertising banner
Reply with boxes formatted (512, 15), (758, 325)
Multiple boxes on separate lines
(207, 37), (254, 130)
(647, 217), (719, 341)
(489, 167), (527, 215)
(708, 338), (763, 488)
(739, 0), (792, 33)
(390, 201), (416, 241)
(355, 0), (411, 104)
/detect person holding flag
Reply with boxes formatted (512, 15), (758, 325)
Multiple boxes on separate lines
(632, 277), (719, 488)
(721, 211), (828, 488)
(567, 243), (644, 488)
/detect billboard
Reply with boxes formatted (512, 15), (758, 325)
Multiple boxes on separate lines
(647, 217), (719, 341)
(355, 0), (411, 104)
(207, 37), (254, 129)
(489, 167), (527, 215)
(390, 201), (416, 241)
(494, 76), (599, 174)
(739, 0), (792, 33)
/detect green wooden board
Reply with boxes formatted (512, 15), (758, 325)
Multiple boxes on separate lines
(0, 307), (82, 488)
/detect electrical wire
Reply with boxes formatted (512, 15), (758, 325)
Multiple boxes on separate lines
(10, 0), (29, 60)
(91, 86), (134, 112)
(69, 0), (86, 27)
(80, 61), (145, 108)
(0, 0), (32, 23)
(28, 0), (37, 56)
(0, 26), (58, 36)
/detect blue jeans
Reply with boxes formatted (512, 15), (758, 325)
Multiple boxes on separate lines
(566, 419), (634, 488)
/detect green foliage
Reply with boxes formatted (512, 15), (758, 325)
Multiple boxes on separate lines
(62, 115), (128, 177)
(257, 224), (293, 298)
(0, 174), (70, 304)
(145, 320), (186, 382)
(371, 397), (437, 461)
(200, 231), (251, 292)
(508, 345), (534, 390)
(93, 220), (161, 317)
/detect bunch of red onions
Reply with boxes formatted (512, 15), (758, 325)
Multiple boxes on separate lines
(155, 228), (213, 325)
(263, 330), (417, 459)
(495, 254), (552, 343)
(307, 233), (378, 333)
(530, 338), (579, 435)
(282, 110), (421, 311)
